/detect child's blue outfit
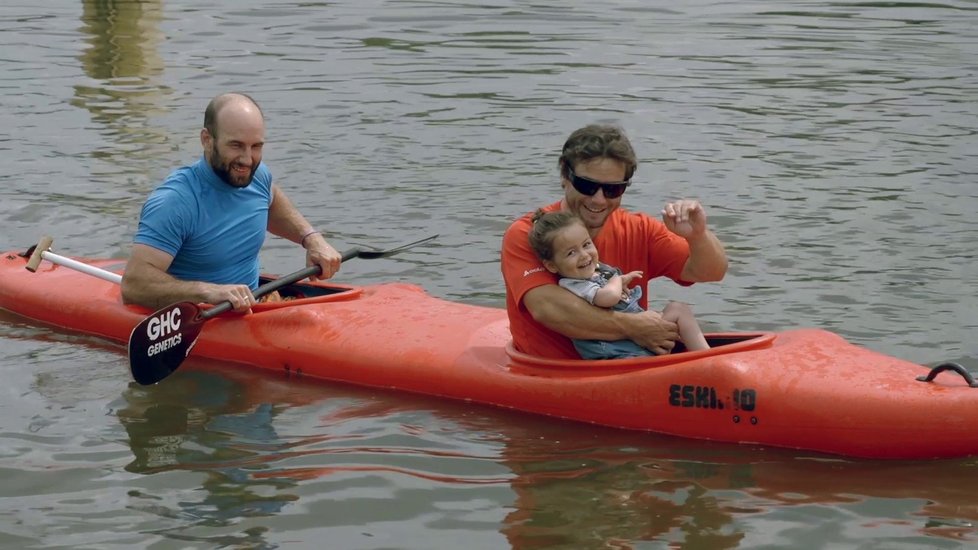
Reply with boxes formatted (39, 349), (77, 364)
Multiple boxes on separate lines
(558, 263), (653, 359)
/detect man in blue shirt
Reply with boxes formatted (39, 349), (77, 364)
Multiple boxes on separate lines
(121, 92), (342, 311)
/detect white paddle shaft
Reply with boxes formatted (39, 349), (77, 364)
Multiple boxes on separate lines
(37, 250), (123, 285)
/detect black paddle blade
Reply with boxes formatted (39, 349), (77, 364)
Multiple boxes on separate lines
(352, 234), (439, 259)
(128, 302), (205, 385)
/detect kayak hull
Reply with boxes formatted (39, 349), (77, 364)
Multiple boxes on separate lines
(2, 250), (976, 460)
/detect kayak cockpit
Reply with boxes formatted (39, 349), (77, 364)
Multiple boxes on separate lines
(506, 332), (776, 374)
(252, 276), (362, 310)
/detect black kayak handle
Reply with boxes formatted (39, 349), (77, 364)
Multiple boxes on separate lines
(916, 362), (978, 388)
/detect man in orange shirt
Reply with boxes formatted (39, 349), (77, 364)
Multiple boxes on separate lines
(501, 124), (728, 359)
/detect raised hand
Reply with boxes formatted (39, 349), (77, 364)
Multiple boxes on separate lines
(662, 200), (708, 239)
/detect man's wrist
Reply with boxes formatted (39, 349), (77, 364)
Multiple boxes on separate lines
(684, 228), (712, 245)
(300, 229), (321, 248)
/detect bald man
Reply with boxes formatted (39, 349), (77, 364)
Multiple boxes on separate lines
(121, 92), (342, 311)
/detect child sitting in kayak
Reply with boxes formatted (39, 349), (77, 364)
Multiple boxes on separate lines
(528, 209), (709, 359)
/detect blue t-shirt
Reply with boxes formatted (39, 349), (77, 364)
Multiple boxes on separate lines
(134, 157), (273, 290)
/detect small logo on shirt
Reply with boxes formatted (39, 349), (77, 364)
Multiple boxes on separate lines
(523, 267), (546, 277)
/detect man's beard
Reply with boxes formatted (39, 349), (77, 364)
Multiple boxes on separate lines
(210, 144), (258, 188)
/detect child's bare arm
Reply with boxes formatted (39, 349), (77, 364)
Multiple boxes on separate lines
(592, 275), (625, 308)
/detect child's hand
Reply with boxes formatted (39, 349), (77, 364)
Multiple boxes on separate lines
(620, 270), (644, 287)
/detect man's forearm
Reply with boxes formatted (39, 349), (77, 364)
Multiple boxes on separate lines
(524, 285), (630, 341)
(524, 284), (680, 354)
(682, 230), (727, 282)
(122, 270), (209, 309)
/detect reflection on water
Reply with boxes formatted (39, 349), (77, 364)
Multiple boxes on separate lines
(79, 0), (164, 81)
(116, 370), (301, 548)
(119, 373), (296, 507)
(112, 363), (978, 549)
(74, 0), (173, 208)
(503, 446), (747, 549)
(498, 424), (978, 549)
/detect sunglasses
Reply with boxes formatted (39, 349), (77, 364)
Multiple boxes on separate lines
(567, 168), (631, 199)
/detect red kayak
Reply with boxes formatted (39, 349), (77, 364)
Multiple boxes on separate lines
(2, 246), (976, 460)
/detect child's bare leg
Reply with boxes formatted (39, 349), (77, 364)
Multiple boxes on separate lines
(662, 301), (710, 351)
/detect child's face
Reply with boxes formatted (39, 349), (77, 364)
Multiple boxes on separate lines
(543, 222), (600, 279)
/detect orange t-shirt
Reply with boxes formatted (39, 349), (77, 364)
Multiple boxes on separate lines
(501, 202), (692, 359)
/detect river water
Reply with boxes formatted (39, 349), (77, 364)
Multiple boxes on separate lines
(1, 1), (977, 548)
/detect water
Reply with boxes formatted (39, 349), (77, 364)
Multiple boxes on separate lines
(1, 0), (977, 548)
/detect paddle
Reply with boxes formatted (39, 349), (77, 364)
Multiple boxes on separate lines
(24, 235), (123, 285)
(127, 234), (438, 385)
